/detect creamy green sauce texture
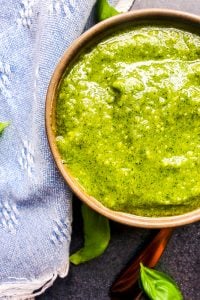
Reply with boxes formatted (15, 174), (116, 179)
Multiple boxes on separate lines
(56, 26), (200, 217)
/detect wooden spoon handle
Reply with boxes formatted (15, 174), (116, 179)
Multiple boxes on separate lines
(110, 228), (173, 299)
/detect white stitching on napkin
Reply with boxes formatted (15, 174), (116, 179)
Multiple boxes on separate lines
(17, 0), (35, 28)
(18, 140), (35, 177)
(50, 218), (71, 245)
(48, 0), (76, 16)
(0, 62), (11, 98)
(0, 199), (19, 233)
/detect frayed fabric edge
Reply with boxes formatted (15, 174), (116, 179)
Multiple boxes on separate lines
(0, 262), (70, 300)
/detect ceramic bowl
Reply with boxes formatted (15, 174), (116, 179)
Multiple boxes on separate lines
(46, 9), (200, 228)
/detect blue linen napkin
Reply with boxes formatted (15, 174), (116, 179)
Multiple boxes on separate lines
(0, 0), (97, 298)
(0, 0), (135, 298)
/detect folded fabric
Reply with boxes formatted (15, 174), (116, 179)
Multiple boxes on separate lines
(0, 0), (96, 298)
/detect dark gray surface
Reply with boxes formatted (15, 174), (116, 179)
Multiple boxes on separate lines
(38, 197), (200, 300)
(38, 1), (200, 299)
(133, 0), (200, 14)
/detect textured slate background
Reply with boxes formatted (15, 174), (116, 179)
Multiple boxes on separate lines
(38, 1), (200, 299)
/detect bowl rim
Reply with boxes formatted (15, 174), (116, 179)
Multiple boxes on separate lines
(46, 8), (200, 228)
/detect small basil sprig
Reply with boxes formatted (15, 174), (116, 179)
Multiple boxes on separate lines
(96, 0), (119, 22)
(0, 122), (9, 135)
(140, 263), (183, 300)
(70, 204), (110, 265)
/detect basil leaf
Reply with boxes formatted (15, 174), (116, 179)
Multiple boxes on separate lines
(0, 122), (9, 135)
(96, 0), (119, 22)
(70, 204), (110, 265)
(140, 263), (183, 300)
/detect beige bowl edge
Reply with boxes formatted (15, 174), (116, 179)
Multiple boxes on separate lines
(46, 9), (200, 228)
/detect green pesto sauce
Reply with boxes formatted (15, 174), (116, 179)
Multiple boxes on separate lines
(56, 26), (200, 217)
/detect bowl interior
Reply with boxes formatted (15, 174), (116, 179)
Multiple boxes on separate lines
(46, 9), (200, 228)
